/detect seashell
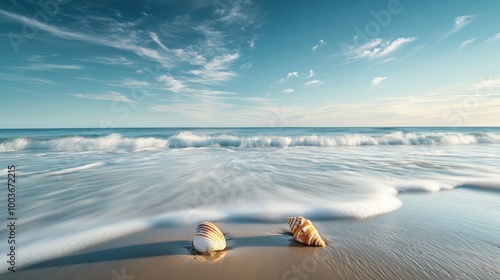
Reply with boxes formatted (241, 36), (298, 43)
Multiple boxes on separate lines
(192, 222), (226, 253)
(286, 216), (326, 247)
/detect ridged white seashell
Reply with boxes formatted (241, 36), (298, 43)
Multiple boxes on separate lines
(192, 222), (226, 253)
(286, 216), (326, 247)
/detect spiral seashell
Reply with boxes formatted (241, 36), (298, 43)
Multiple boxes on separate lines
(192, 222), (226, 253)
(286, 216), (325, 247)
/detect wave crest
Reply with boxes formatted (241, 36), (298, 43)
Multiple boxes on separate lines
(0, 133), (168, 152)
(1, 131), (499, 151)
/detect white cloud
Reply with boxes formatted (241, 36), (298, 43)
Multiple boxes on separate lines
(372, 76), (387, 86)
(286, 72), (299, 80)
(172, 48), (207, 66)
(2, 3), (267, 125)
(0, 9), (172, 67)
(471, 76), (500, 90)
(190, 52), (240, 83)
(304, 80), (324, 87)
(343, 37), (416, 61)
(312, 39), (326, 51)
(122, 79), (150, 87)
(16, 64), (84, 70)
(275, 78), (285, 84)
(459, 38), (476, 50)
(245, 88), (500, 127)
(215, 0), (254, 26)
(82, 56), (134, 65)
(0, 73), (55, 85)
(379, 38), (416, 57)
(157, 75), (186, 93)
(245, 97), (274, 103)
(249, 39), (255, 49)
(149, 32), (171, 53)
(71, 92), (135, 103)
(247, 35), (260, 49)
(282, 88), (295, 94)
(307, 70), (315, 78)
(454, 15), (477, 31)
(274, 72), (300, 85)
(484, 32), (500, 44)
(442, 15), (477, 39)
(241, 62), (252, 70)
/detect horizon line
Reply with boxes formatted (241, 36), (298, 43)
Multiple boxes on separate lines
(1, 125), (500, 130)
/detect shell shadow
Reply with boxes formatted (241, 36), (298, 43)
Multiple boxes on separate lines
(226, 232), (316, 249)
(22, 231), (320, 271)
(190, 248), (229, 261)
(22, 240), (191, 271)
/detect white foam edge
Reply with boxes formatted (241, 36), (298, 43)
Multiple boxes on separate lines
(0, 219), (148, 271)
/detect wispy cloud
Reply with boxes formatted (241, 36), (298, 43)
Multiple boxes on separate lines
(459, 38), (476, 50)
(80, 56), (134, 65)
(0, 73), (55, 85)
(252, 90), (500, 126)
(442, 15), (477, 39)
(395, 43), (427, 62)
(312, 39), (326, 51)
(16, 64), (84, 70)
(71, 92), (135, 103)
(190, 52), (240, 83)
(307, 70), (315, 78)
(0, 9), (172, 67)
(0, 2), (261, 97)
(286, 72), (299, 80)
(343, 37), (416, 61)
(483, 32), (500, 44)
(248, 39), (256, 49)
(122, 79), (150, 87)
(214, 0), (257, 27)
(274, 71), (300, 84)
(471, 76), (500, 90)
(157, 75), (186, 93)
(282, 88), (295, 94)
(275, 78), (285, 84)
(304, 80), (324, 87)
(244, 97), (274, 103)
(372, 76), (387, 86)
(241, 62), (252, 70)
(453, 15), (477, 32)
(149, 31), (170, 53)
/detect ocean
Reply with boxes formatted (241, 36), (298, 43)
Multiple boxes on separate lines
(1, 127), (499, 268)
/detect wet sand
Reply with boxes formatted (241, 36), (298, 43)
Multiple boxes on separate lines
(3, 188), (500, 280)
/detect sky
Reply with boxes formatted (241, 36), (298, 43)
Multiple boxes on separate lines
(1, 0), (500, 128)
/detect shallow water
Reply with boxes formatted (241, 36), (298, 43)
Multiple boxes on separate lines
(0, 127), (499, 268)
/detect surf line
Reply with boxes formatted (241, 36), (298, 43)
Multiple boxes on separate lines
(6, 165), (17, 272)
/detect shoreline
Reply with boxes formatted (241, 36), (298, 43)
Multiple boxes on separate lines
(3, 188), (500, 280)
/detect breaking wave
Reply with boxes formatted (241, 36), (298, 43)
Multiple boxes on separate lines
(1, 131), (500, 151)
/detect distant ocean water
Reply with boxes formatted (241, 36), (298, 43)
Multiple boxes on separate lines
(1, 127), (500, 268)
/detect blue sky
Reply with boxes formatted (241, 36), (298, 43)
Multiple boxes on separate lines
(1, 0), (499, 128)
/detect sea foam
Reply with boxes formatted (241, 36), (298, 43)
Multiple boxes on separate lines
(1, 131), (500, 152)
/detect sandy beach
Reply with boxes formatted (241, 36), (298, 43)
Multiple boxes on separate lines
(3, 187), (499, 280)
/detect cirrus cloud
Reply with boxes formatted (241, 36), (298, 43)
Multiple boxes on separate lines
(312, 39), (326, 51)
(372, 76), (387, 86)
(342, 37), (416, 62)
(304, 80), (324, 87)
(286, 71), (299, 80)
